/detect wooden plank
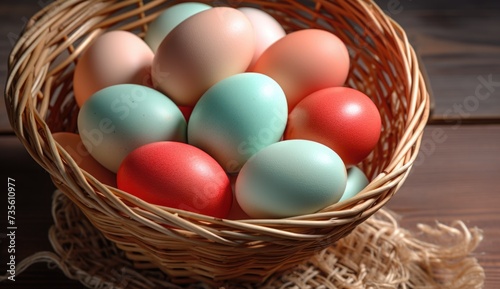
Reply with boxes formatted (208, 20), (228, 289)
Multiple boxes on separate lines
(387, 124), (500, 289)
(0, 135), (86, 288)
(375, 1), (500, 119)
(1, 1), (47, 133)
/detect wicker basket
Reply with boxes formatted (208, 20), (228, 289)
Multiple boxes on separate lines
(5, 0), (430, 285)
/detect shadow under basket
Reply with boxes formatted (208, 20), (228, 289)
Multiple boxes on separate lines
(5, 0), (430, 285)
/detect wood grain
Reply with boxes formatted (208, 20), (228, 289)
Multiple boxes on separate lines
(1, 1), (48, 132)
(388, 125), (500, 288)
(377, 0), (500, 120)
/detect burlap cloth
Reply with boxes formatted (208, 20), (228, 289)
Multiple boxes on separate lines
(4, 190), (485, 288)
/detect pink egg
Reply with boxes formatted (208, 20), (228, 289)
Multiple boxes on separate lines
(252, 29), (350, 112)
(152, 7), (255, 107)
(52, 132), (116, 187)
(73, 30), (154, 107)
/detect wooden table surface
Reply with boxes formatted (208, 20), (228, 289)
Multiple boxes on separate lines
(1, 0), (499, 288)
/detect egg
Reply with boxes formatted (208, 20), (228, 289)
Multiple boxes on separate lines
(151, 7), (255, 107)
(117, 141), (232, 218)
(237, 7), (286, 70)
(73, 30), (154, 107)
(77, 84), (187, 172)
(188, 73), (288, 173)
(252, 29), (350, 111)
(145, 2), (211, 53)
(235, 140), (347, 219)
(339, 166), (369, 202)
(285, 87), (381, 166)
(52, 132), (116, 187)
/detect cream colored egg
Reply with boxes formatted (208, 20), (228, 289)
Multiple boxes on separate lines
(152, 7), (255, 107)
(238, 7), (286, 70)
(73, 30), (154, 107)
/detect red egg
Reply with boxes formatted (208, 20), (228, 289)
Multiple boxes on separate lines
(284, 87), (381, 166)
(117, 141), (232, 218)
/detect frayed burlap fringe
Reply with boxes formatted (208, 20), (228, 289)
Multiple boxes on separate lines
(2, 191), (484, 288)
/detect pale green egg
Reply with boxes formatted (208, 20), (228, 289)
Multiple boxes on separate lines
(188, 72), (288, 173)
(235, 140), (347, 219)
(77, 84), (186, 172)
(339, 166), (369, 202)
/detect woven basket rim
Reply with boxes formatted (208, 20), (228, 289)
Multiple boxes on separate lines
(4, 0), (430, 283)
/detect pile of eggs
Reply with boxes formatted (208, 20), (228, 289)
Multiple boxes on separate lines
(53, 2), (381, 220)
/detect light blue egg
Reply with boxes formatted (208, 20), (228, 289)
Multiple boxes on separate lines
(188, 72), (288, 173)
(145, 2), (211, 52)
(77, 84), (187, 172)
(235, 140), (347, 218)
(339, 166), (369, 202)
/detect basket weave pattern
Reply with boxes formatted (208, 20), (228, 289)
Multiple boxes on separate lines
(5, 0), (430, 284)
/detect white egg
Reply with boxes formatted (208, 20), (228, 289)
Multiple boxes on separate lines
(238, 7), (286, 70)
(235, 140), (347, 218)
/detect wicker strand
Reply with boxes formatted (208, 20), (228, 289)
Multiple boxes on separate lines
(0, 191), (484, 288)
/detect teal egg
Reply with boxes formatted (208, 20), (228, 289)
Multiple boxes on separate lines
(188, 72), (288, 173)
(339, 166), (369, 202)
(145, 2), (211, 52)
(235, 140), (347, 218)
(77, 84), (187, 172)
